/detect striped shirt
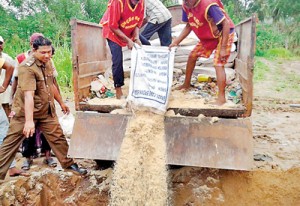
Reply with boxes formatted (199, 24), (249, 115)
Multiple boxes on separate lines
(145, 0), (172, 24)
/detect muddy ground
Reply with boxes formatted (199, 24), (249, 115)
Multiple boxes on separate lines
(0, 58), (299, 205)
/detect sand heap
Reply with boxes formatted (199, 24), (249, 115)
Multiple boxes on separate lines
(110, 111), (169, 206)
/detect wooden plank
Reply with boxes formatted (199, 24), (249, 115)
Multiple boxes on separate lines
(76, 60), (112, 99)
(78, 60), (111, 76)
(71, 19), (112, 109)
(169, 107), (246, 118)
(74, 19), (103, 28)
(237, 21), (253, 61)
(235, 14), (256, 117)
(235, 58), (248, 80)
(238, 74), (249, 93)
(76, 26), (107, 64)
(79, 103), (123, 113)
(236, 16), (254, 26)
(70, 19), (80, 111)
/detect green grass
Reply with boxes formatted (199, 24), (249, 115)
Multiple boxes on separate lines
(264, 48), (294, 60)
(254, 59), (270, 82)
(274, 66), (300, 92)
(52, 43), (73, 90)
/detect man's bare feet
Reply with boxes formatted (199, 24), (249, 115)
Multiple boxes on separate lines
(115, 87), (123, 99)
(175, 84), (191, 90)
(9, 167), (30, 177)
(212, 98), (226, 106)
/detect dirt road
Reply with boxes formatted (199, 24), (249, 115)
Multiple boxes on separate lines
(0, 58), (299, 205)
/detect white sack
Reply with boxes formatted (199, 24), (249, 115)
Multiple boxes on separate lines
(127, 45), (175, 113)
(59, 113), (75, 137)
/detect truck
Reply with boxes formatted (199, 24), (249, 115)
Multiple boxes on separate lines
(67, 6), (256, 171)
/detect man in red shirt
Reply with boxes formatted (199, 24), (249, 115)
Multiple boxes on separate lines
(170, 0), (235, 105)
(100, 0), (144, 99)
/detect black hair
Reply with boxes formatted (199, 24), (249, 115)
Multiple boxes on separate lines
(32, 36), (52, 50)
(51, 45), (55, 55)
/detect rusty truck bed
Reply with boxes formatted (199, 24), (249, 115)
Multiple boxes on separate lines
(68, 7), (256, 170)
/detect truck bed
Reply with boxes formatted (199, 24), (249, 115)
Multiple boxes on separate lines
(69, 8), (256, 170)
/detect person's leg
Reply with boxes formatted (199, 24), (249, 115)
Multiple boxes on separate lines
(41, 132), (51, 154)
(214, 66), (226, 105)
(176, 41), (212, 90)
(0, 107), (25, 176)
(39, 115), (86, 175)
(157, 19), (172, 46)
(40, 132), (57, 167)
(8, 162), (29, 177)
(141, 22), (162, 40)
(139, 34), (151, 45)
(2, 103), (11, 118)
(0, 115), (27, 180)
(22, 136), (37, 158)
(21, 135), (36, 170)
(213, 32), (235, 105)
(0, 107), (9, 144)
(38, 116), (74, 169)
(107, 39), (124, 99)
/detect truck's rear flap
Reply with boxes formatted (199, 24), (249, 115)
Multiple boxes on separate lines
(69, 112), (252, 170)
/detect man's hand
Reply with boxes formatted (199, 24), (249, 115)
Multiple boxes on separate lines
(23, 120), (35, 138)
(169, 40), (179, 50)
(127, 39), (135, 50)
(60, 103), (70, 115)
(134, 39), (142, 46)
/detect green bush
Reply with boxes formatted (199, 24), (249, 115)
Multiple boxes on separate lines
(256, 24), (285, 56)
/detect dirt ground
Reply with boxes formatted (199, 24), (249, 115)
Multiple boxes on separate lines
(0, 58), (300, 205)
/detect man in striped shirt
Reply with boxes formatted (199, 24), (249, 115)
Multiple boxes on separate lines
(139, 0), (172, 46)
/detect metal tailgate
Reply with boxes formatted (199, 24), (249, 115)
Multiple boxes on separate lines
(68, 112), (253, 170)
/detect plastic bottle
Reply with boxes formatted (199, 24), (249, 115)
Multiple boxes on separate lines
(197, 74), (212, 83)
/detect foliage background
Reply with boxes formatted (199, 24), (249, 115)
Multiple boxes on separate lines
(0, 0), (299, 88)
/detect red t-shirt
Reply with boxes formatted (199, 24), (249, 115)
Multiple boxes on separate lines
(100, 0), (144, 47)
(183, 0), (234, 50)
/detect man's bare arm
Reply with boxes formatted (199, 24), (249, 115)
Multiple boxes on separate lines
(51, 84), (70, 114)
(23, 91), (35, 138)
(169, 23), (192, 48)
(0, 61), (14, 93)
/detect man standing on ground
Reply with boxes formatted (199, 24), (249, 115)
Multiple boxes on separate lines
(0, 57), (29, 177)
(100, 0), (144, 99)
(0, 36), (15, 116)
(139, 0), (172, 46)
(169, 0), (235, 105)
(0, 36), (87, 180)
(14, 33), (58, 171)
